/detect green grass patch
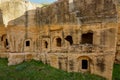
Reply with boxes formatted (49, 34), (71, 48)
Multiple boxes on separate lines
(113, 64), (120, 80)
(0, 58), (106, 80)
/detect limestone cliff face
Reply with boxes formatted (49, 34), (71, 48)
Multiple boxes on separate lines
(0, 9), (3, 25)
(0, 0), (10, 4)
(36, 0), (117, 26)
(0, 0), (37, 26)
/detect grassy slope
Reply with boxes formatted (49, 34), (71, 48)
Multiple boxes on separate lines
(112, 64), (120, 80)
(0, 58), (106, 80)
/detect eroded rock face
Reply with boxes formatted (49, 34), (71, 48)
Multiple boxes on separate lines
(0, 9), (3, 25)
(0, 0), (119, 80)
(8, 53), (25, 66)
(36, 0), (117, 26)
(8, 53), (39, 66)
(0, 0), (36, 26)
(0, 0), (10, 4)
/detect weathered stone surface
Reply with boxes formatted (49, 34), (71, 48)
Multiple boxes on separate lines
(36, 0), (117, 25)
(39, 52), (115, 80)
(0, 0), (40, 26)
(8, 53), (25, 66)
(0, 53), (8, 58)
(8, 52), (40, 65)
(0, 9), (3, 25)
(0, 0), (119, 80)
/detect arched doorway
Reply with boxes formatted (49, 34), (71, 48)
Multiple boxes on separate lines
(65, 35), (73, 45)
(56, 38), (62, 47)
(81, 32), (93, 44)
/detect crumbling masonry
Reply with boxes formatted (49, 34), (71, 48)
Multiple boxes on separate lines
(0, 0), (119, 80)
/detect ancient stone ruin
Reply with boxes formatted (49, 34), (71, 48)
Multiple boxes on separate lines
(0, 0), (119, 80)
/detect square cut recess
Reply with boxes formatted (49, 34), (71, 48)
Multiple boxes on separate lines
(26, 41), (30, 46)
(82, 60), (88, 69)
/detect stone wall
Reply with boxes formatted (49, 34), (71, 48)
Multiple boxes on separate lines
(0, 0), (118, 80)
(115, 1), (120, 63)
(34, 0), (117, 80)
(39, 53), (115, 80)
(39, 23), (117, 54)
(8, 52), (39, 66)
(6, 51), (115, 80)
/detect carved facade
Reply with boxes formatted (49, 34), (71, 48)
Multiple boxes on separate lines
(0, 0), (119, 80)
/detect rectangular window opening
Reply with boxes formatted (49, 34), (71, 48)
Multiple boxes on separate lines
(82, 60), (88, 69)
(26, 41), (30, 47)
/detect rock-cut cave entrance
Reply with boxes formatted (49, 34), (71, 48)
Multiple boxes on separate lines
(56, 38), (62, 47)
(81, 32), (93, 44)
(82, 60), (88, 69)
(65, 35), (73, 45)
(5, 39), (9, 49)
(44, 41), (48, 48)
(26, 41), (30, 47)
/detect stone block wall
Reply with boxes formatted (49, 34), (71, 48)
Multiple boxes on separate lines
(39, 23), (117, 54)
